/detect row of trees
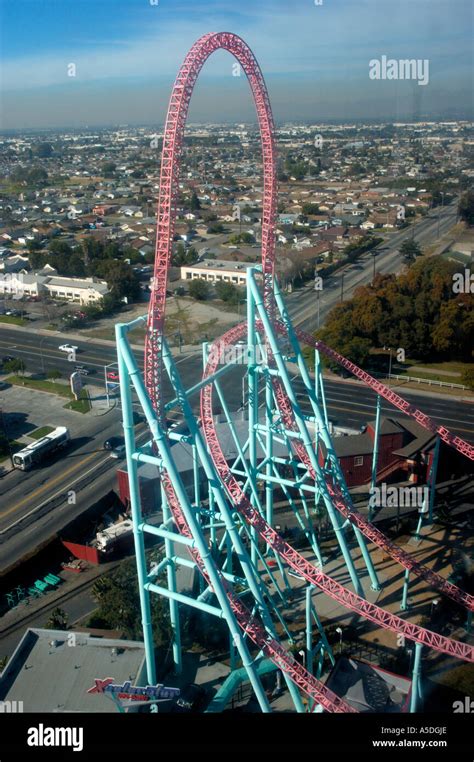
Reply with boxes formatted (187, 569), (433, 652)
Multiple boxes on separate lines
(459, 190), (474, 225)
(317, 256), (474, 366)
(187, 278), (244, 306)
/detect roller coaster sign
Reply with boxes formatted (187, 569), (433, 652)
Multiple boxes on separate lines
(88, 678), (180, 703)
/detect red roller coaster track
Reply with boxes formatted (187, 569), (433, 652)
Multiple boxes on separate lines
(145, 32), (474, 711)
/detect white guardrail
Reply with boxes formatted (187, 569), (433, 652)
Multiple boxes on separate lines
(385, 372), (467, 390)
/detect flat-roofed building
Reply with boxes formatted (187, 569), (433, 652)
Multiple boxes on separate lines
(180, 259), (253, 285)
(0, 628), (147, 713)
(0, 270), (109, 304)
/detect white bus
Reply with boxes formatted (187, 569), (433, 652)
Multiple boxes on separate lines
(13, 427), (71, 471)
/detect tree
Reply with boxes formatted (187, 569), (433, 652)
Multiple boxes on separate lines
(4, 358), (25, 377)
(90, 557), (171, 644)
(188, 279), (210, 300)
(47, 370), (62, 384)
(399, 239), (422, 262)
(285, 156), (307, 180)
(27, 167), (48, 184)
(228, 232), (255, 245)
(172, 244), (198, 267)
(458, 190), (474, 226)
(462, 368), (474, 391)
(101, 161), (116, 177)
(215, 281), (242, 304)
(45, 607), (68, 630)
(207, 223), (225, 234)
(302, 203), (320, 215)
(26, 238), (41, 253)
(190, 191), (201, 211)
(34, 142), (53, 158)
(93, 260), (141, 301)
(318, 257), (468, 365)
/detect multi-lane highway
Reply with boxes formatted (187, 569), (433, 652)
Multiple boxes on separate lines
(285, 200), (459, 331)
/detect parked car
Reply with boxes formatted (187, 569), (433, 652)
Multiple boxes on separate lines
(103, 435), (125, 451)
(106, 371), (120, 382)
(2, 355), (14, 365)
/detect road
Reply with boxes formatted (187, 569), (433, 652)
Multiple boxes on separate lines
(285, 200), (459, 331)
(0, 329), (242, 571)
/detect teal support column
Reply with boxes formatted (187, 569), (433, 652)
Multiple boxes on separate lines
(314, 350), (329, 429)
(414, 512), (423, 541)
(193, 444), (200, 508)
(306, 585), (314, 713)
(272, 274), (380, 593)
(160, 484), (182, 674)
(410, 643), (423, 713)
(119, 336), (272, 713)
(116, 323), (156, 685)
(265, 372), (274, 532)
(160, 338), (304, 713)
(209, 481), (217, 553)
(305, 586), (314, 678)
(247, 288), (259, 567)
(428, 436), (440, 524)
(400, 568), (410, 611)
(369, 395), (381, 521)
(250, 272), (365, 598)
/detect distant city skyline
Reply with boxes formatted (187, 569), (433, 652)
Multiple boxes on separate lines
(1, 0), (473, 129)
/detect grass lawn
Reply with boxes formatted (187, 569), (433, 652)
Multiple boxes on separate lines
(0, 315), (28, 326)
(5, 375), (72, 397)
(64, 389), (91, 414)
(29, 425), (55, 439)
(403, 359), (468, 375)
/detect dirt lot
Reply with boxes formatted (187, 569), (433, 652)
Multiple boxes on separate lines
(82, 296), (241, 346)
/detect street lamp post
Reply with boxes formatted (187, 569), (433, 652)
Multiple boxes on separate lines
(335, 627), (343, 654)
(372, 251), (376, 282)
(340, 274), (344, 302)
(314, 270), (321, 329)
(39, 336), (48, 375)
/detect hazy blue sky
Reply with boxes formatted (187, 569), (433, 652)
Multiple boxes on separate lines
(1, 0), (472, 129)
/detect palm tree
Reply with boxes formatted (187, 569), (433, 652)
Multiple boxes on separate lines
(45, 607), (69, 630)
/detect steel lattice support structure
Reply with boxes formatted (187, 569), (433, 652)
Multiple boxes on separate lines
(116, 32), (474, 713)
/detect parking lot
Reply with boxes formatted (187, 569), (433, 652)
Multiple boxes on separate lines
(0, 383), (95, 445)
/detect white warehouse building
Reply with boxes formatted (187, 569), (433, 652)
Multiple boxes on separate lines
(0, 266), (109, 304)
(180, 259), (254, 286)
